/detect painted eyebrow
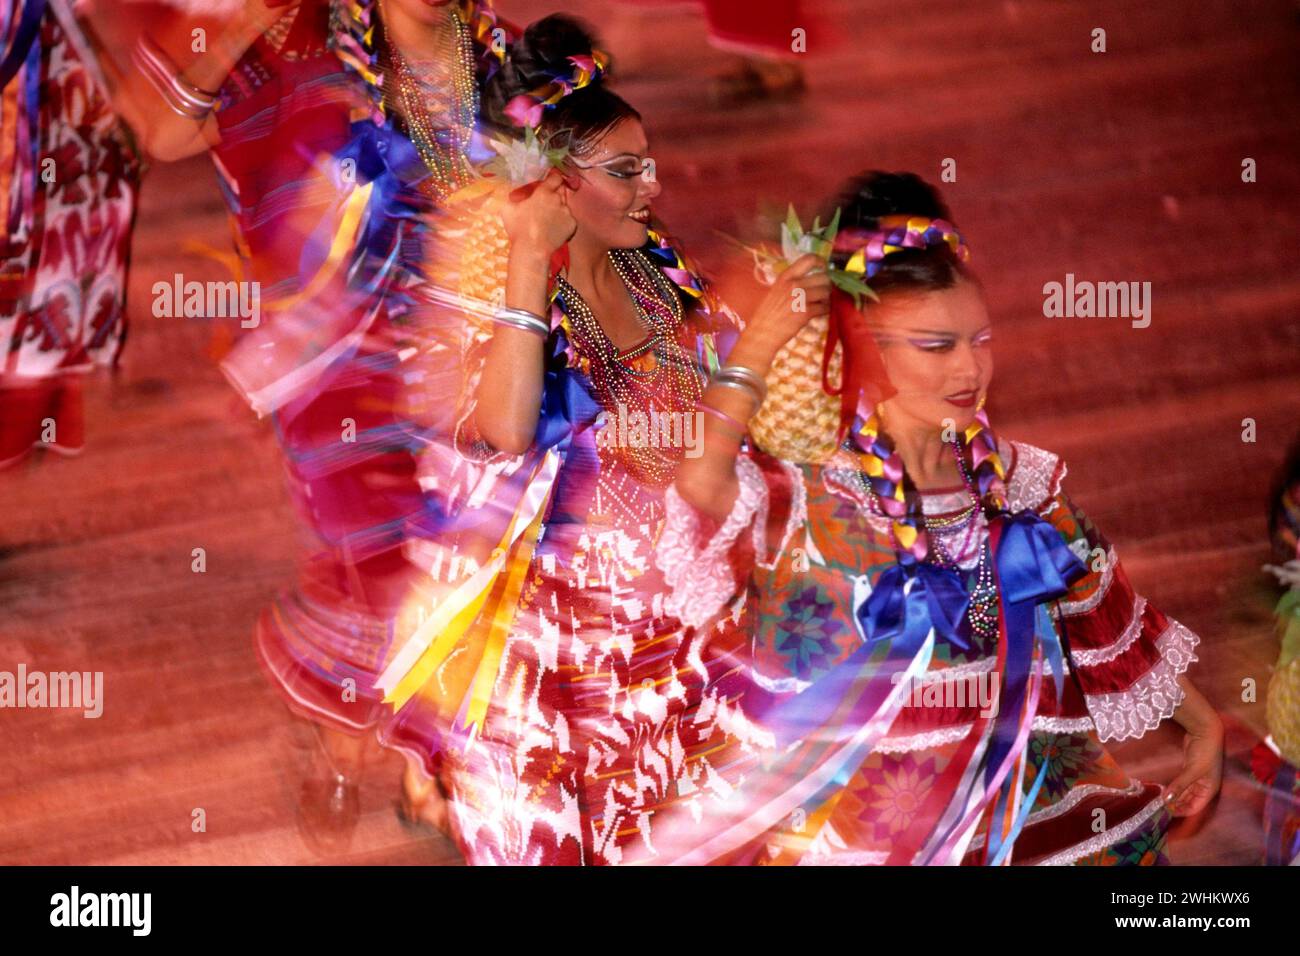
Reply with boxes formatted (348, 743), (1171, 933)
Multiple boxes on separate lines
(897, 325), (993, 337)
(572, 152), (645, 166)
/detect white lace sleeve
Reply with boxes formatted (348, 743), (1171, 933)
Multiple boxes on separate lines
(658, 456), (768, 629)
(1083, 618), (1200, 742)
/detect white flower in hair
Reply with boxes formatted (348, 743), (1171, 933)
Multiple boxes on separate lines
(485, 128), (569, 188)
(780, 222), (820, 261)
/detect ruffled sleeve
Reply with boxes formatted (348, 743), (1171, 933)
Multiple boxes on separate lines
(1008, 439), (1202, 742)
(658, 456), (770, 629)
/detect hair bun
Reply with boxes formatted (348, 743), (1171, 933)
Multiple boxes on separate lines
(509, 14), (604, 90)
(832, 171), (953, 229)
(483, 14), (607, 132)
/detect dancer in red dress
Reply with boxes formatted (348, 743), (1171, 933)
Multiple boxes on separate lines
(654, 171), (1223, 864)
(97, 0), (518, 851)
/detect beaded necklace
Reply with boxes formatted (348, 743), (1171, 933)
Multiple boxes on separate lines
(379, 5), (478, 203)
(556, 249), (703, 488)
(856, 438), (1000, 640)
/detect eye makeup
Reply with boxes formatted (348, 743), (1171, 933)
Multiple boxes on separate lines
(872, 327), (993, 352)
(569, 153), (647, 180)
(906, 335), (957, 352)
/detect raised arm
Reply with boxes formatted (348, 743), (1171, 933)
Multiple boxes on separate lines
(470, 172), (577, 456)
(674, 254), (828, 521)
(81, 0), (290, 162)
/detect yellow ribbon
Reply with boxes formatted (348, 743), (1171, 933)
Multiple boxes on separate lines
(263, 180), (373, 313)
(381, 452), (558, 740)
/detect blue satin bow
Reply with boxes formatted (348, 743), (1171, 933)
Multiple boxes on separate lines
(317, 120), (430, 292)
(753, 560), (969, 750)
(979, 510), (1087, 863)
(857, 560), (972, 652)
(983, 510), (1086, 776)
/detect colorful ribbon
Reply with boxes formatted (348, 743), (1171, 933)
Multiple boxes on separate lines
(504, 49), (609, 129)
(0, 0), (43, 90)
(836, 215), (969, 281)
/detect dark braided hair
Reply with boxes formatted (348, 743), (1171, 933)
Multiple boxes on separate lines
(830, 172), (1006, 563)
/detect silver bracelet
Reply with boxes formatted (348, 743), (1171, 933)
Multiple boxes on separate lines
(707, 377), (764, 414)
(491, 306), (550, 338)
(712, 364), (768, 405)
(133, 35), (218, 122)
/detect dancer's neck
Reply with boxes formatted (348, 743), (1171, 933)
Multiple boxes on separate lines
(879, 406), (961, 491)
(380, 0), (456, 64)
(565, 235), (621, 304)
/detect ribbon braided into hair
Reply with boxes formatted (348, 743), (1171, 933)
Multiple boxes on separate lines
(855, 407), (1008, 564)
(503, 50), (609, 129)
(836, 215), (969, 280)
(840, 212), (1005, 563)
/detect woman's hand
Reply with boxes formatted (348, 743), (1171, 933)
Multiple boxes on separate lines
(1163, 726), (1224, 817)
(727, 253), (831, 373)
(500, 169), (577, 261)
(1163, 677), (1224, 817)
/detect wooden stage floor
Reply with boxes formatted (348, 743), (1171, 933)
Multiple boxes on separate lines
(1, 0), (1297, 865)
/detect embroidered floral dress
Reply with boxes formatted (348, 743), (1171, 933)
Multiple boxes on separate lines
(397, 241), (770, 865)
(657, 438), (1200, 865)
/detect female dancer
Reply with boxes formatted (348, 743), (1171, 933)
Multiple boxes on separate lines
(378, 14), (803, 864)
(100, 0), (518, 850)
(657, 172), (1223, 864)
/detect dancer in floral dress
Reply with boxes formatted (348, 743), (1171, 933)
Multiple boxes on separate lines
(378, 15), (802, 864)
(656, 171), (1223, 864)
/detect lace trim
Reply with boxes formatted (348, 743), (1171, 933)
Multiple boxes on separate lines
(1026, 780), (1145, 829)
(1086, 620), (1200, 742)
(921, 489), (976, 514)
(1054, 548), (1116, 617)
(797, 849), (890, 866)
(875, 725), (972, 753)
(821, 463), (877, 518)
(658, 457), (767, 629)
(909, 654), (1069, 685)
(1033, 715), (1095, 734)
(1070, 595), (1148, 667)
(874, 715), (1095, 755)
(1036, 795), (1168, 866)
(967, 780), (1146, 852)
(1003, 439), (1066, 514)
(913, 656), (997, 682)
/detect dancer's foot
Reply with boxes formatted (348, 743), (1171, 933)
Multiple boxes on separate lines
(296, 725), (362, 857)
(396, 760), (451, 837)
